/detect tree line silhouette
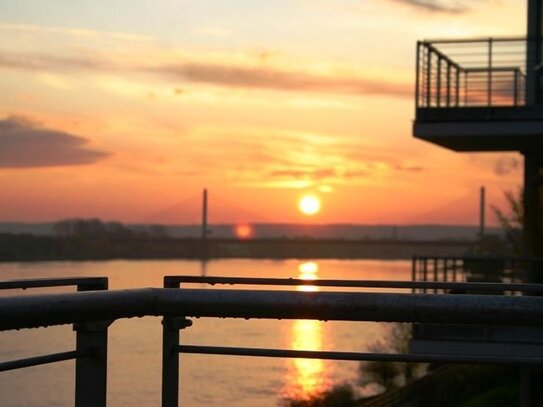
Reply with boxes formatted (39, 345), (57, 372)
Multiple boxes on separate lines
(0, 218), (205, 261)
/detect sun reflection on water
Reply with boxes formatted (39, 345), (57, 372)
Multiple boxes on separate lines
(283, 261), (330, 401)
(298, 261), (318, 292)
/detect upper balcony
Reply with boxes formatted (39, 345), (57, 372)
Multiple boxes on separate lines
(414, 37), (543, 152)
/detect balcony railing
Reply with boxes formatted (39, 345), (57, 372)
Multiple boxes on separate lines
(412, 256), (543, 294)
(3, 276), (543, 406)
(416, 37), (532, 109)
(0, 277), (109, 407)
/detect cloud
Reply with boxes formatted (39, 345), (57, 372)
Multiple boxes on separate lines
(389, 0), (480, 13)
(179, 126), (403, 188)
(395, 165), (424, 172)
(0, 52), (110, 72)
(0, 50), (411, 98)
(0, 116), (111, 168)
(0, 23), (154, 42)
(268, 167), (338, 180)
(152, 62), (412, 97)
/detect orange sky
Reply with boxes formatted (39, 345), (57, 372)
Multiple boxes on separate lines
(0, 0), (526, 225)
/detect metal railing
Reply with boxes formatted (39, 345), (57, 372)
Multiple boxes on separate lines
(161, 276), (543, 406)
(2, 276), (543, 406)
(412, 256), (543, 294)
(0, 277), (109, 407)
(416, 37), (532, 109)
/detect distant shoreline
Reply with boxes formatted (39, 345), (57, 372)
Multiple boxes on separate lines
(0, 221), (497, 241)
(0, 234), (473, 262)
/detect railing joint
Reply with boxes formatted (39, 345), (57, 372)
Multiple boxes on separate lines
(73, 320), (113, 333)
(162, 316), (192, 331)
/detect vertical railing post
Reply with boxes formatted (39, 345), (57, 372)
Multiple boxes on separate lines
(426, 46), (432, 107)
(488, 38), (493, 107)
(514, 69), (520, 106)
(460, 258), (467, 282)
(162, 278), (180, 407)
(436, 56), (442, 107)
(411, 256), (417, 293)
(162, 317), (179, 407)
(75, 278), (109, 407)
(525, 33), (538, 105)
(446, 62), (451, 107)
(455, 67), (460, 107)
(464, 71), (469, 106)
(415, 41), (421, 109)
(422, 257), (428, 293)
(162, 278), (193, 407)
(433, 257), (439, 294)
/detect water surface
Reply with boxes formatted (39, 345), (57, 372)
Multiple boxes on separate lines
(0, 259), (410, 406)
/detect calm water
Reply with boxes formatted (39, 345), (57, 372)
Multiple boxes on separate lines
(0, 259), (411, 406)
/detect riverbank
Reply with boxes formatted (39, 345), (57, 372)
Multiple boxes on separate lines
(0, 234), (473, 261)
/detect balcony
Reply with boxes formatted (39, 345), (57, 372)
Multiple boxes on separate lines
(414, 37), (543, 152)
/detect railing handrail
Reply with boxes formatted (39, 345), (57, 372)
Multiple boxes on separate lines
(464, 66), (524, 73)
(425, 43), (462, 70)
(0, 277), (108, 291)
(421, 36), (530, 45)
(413, 255), (543, 262)
(166, 275), (543, 293)
(4, 277), (543, 406)
(3, 286), (543, 331)
(0, 276), (109, 407)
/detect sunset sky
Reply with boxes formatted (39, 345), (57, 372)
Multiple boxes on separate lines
(0, 0), (526, 225)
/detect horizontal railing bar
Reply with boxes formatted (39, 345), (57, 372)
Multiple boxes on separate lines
(0, 277), (108, 291)
(425, 44), (461, 70)
(2, 288), (543, 330)
(413, 255), (543, 262)
(447, 53), (529, 57)
(447, 52), (527, 57)
(422, 36), (530, 44)
(0, 350), (81, 372)
(459, 63), (527, 67)
(0, 288), (156, 330)
(465, 67), (523, 73)
(165, 276), (543, 293)
(177, 345), (543, 366)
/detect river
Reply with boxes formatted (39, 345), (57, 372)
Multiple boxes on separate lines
(0, 259), (411, 406)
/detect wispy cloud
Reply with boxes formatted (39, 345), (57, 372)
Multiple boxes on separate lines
(389, 0), (481, 13)
(268, 167), (338, 180)
(0, 52), (111, 72)
(152, 62), (411, 97)
(395, 165), (424, 172)
(0, 23), (154, 42)
(0, 49), (411, 98)
(176, 126), (416, 188)
(0, 116), (110, 168)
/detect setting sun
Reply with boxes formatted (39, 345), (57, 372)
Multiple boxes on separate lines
(298, 195), (321, 216)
